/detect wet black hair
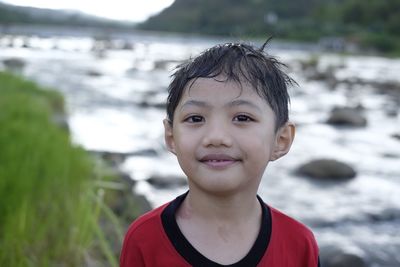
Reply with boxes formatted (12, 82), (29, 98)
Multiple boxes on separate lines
(166, 39), (296, 130)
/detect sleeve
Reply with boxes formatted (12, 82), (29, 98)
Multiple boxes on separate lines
(310, 232), (320, 267)
(119, 229), (145, 267)
(308, 231), (320, 267)
(300, 229), (320, 267)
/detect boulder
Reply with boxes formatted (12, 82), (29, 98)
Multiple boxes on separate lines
(324, 253), (366, 267)
(373, 81), (400, 94)
(120, 41), (135, 50)
(296, 159), (356, 180)
(86, 70), (102, 77)
(138, 100), (166, 109)
(52, 113), (69, 133)
(367, 207), (400, 222)
(90, 148), (159, 167)
(327, 107), (367, 127)
(153, 59), (181, 70)
(139, 92), (168, 109)
(147, 174), (187, 189)
(391, 133), (400, 141)
(320, 246), (367, 267)
(3, 58), (26, 71)
(382, 152), (400, 158)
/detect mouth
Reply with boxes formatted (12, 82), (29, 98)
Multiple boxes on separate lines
(199, 154), (240, 168)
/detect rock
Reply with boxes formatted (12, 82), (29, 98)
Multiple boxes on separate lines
(153, 59), (180, 70)
(295, 159), (356, 180)
(3, 58), (26, 71)
(132, 193), (153, 214)
(100, 152), (127, 166)
(86, 70), (102, 77)
(327, 107), (367, 127)
(22, 40), (31, 48)
(147, 174), (187, 189)
(139, 92), (168, 109)
(96, 180), (151, 258)
(324, 253), (367, 267)
(299, 56), (319, 71)
(92, 49), (107, 59)
(384, 102), (398, 117)
(373, 81), (400, 94)
(102, 171), (151, 222)
(307, 69), (334, 81)
(129, 148), (159, 157)
(5, 37), (15, 48)
(91, 148), (159, 166)
(382, 152), (400, 158)
(110, 187), (152, 219)
(367, 207), (400, 222)
(320, 246), (367, 267)
(121, 42), (135, 50)
(52, 113), (69, 132)
(391, 133), (400, 141)
(354, 103), (366, 111)
(139, 100), (167, 109)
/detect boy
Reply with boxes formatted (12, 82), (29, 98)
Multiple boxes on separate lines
(120, 41), (320, 266)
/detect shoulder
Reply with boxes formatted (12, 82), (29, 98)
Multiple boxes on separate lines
(270, 206), (313, 234)
(120, 203), (170, 266)
(123, 203), (168, 242)
(262, 205), (320, 266)
(269, 205), (318, 250)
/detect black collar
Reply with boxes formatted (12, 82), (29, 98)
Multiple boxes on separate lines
(161, 192), (272, 267)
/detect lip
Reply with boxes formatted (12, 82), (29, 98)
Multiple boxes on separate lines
(199, 154), (240, 169)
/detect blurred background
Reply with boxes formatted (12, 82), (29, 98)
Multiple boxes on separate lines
(1, 0), (399, 266)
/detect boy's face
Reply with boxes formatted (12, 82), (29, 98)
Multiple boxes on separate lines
(164, 76), (294, 196)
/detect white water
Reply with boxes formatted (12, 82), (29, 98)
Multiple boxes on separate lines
(1, 31), (399, 266)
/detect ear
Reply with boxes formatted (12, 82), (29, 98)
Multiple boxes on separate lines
(163, 119), (176, 155)
(271, 122), (295, 161)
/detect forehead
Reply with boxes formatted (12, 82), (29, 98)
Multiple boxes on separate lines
(181, 77), (263, 103)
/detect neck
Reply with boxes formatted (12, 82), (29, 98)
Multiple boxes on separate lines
(182, 188), (262, 224)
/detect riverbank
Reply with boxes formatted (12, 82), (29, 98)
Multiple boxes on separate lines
(0, 71), (147, 266)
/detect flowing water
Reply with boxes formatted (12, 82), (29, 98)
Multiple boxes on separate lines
(1, 29), (399, 266)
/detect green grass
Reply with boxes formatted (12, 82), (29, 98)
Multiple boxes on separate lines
(0, 71), (129, 266)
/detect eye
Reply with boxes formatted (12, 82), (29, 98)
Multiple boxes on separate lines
(184, 115), (204, 123)
(233, 114), (254, 122)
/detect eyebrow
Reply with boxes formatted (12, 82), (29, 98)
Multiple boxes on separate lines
(226, 99), (262, 112)
(180, 99), (262, 112)
(179, 100), (211, 110)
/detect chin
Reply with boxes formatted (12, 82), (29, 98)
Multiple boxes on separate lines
(190, 179), (247, 197)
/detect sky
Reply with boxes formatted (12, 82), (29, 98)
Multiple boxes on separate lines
(0, 0), (175, 22)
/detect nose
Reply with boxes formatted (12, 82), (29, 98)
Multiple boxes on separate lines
(201, 119), (233, 147)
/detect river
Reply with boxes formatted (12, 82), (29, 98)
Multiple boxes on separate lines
(1, 29), (399, 266)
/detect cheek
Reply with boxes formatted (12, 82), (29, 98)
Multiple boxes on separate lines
(173, 132), (198, 159)
(247, 129), (276, 151)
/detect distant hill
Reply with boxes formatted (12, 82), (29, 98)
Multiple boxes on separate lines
(1, 1), (399, 55)
(0, 2), (133, 28)
(139, 0), (343, 37)
(139, 0), (400, 54)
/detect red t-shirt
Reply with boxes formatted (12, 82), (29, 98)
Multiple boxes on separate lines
(120, 193), (319, 267)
